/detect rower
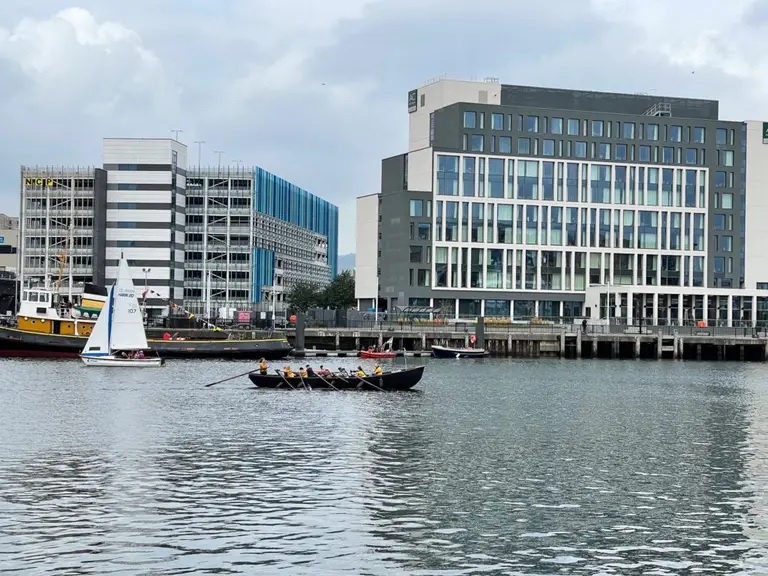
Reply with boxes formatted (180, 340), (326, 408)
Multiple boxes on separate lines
(299, 366), (308, 378)
(258, 358), (269, 375)
(356, 366), (367, 377)
(284, 366), (296, 378)
(374, 365), (383, 376)
(305, 365), (316, 377)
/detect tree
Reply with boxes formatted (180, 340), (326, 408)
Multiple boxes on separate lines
(320, 270), (356, 310)
(285, 281), (321, 313)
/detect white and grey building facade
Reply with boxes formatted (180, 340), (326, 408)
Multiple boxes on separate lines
(357, 79), (768, 326)
(103, 138), (187, 315)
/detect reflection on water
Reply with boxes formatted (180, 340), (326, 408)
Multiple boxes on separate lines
(0, 358), (767, 574)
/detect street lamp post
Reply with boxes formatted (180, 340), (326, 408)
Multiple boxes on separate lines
(142, 268), (151, 325)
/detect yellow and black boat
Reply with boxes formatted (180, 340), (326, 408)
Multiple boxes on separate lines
(0, 286), (292, 359)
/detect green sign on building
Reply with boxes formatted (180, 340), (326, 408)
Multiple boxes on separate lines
(763, 121), (768, 140)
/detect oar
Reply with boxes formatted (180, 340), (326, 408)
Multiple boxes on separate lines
(275, 369), (296, 390)
(338, 367), (387, 392)
(204, 368), (256, 387)
(315, 371), (341, 392)
(298, 371), (312, 392)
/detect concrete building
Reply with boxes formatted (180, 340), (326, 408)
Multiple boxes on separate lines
(18, 167), (106, 298)
(184, 167), (336, 317)
(0, 214), (19, 273)
(18, 138), (339, 319)
(103, 138), (187, 317)
(357, 78), (768, 326)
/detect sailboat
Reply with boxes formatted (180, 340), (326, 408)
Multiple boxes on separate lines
(80, 256), (164, 367)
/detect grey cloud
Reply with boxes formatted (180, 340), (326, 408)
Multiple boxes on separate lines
(1, 0), (766, 254)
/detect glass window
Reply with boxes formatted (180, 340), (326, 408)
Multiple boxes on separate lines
(462, 157), (475, 197)
(551, 118), (563, 134)
(463, 111), (476, 129)
(526, 116), (539, 132)
(685, 149), (696, 164)
(471, 135), (484, 152)
(615, 144), (627, 161)
(669, 126), (682, 142)
(598, 143), (611, 160)
(574, 141), (587, 158)
(518, 137), (531, 154)
(518, 161), (539, 200)
(499, 136), (511, 154)
(592, 120), (604, 137)
(693, 127), (705, 143)
(715, 171), (727, 188)
(722, 150), (734, 166)
(714, 257), (725, 273)
(542, 139), (555, 156)
(417, 223), (431, 240)
(647, 124), (659, 141)
(409, 199), (423, 217)
(488, 158), (504, 198)
(722, 192), (733, 209)
(716, 128), (727, 145)
(491, 113), (504, 130)
(436, 155), (459, 196)
(623, 122), (635, 139)
(722, 235), (733, 252)
(662, 147), (674, 163)
(638, 145), (651, 162)
(567, 119), (579, 136)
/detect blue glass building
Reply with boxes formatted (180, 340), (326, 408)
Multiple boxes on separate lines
(252, 167), (339, 304)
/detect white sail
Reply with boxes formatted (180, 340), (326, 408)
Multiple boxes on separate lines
(82, 286), (113, 356)
(109, 258), (148, 351)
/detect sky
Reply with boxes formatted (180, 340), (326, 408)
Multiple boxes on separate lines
(2, 0), (768, 253)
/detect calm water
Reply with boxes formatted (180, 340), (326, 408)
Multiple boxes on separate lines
(1, 357), (767, 575)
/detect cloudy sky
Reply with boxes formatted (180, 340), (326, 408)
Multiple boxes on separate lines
(1, 0), (767, 253)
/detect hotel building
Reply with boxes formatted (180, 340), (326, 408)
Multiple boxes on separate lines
(18, 138), (338, 318)
(356, 78), (768, 326)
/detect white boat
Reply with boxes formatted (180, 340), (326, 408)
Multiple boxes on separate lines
(80, 256), (163, 367)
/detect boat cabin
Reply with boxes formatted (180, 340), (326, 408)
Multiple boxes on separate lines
(16, 288), (105, 337)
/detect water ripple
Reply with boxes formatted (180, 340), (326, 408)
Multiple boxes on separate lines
(0, 358), (767, 574)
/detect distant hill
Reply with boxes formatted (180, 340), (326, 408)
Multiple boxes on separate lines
(338, 253), (355, 272)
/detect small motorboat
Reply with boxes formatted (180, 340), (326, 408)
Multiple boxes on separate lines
(248, 366), (425, 391)
(431, 345), (489, 359)
(360, 349), (397, 359)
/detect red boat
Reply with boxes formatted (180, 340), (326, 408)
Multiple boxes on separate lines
(360, 349), (397, 359)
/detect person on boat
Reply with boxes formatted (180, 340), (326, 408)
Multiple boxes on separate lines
(356, 366), (367, 377)
(305, 365), (316, 377)
(163, 331), (172, 340)
(137, 350), (145, 359)
(283, 366), (296, 378)
(374, 365), (383, 376)
(317, 365), (331, 376)
(299, 366), (308, 378)
(258, 358), (269, 375)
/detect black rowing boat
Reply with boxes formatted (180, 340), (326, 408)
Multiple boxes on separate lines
(248, 366), (425, 391)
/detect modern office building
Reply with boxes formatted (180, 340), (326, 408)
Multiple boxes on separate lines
(357, 78), (768, 326)
(184, 167), (335, 316)
(18, 138), (339, 318)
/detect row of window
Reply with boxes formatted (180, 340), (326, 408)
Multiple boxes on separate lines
(434, 203), (707, 251)
(432, 248), (707, 290)
(408, 297), (584, 321)
(461, 134), (737, 168)
(462, 111), (737, 146)
(436, 156), (734, 208)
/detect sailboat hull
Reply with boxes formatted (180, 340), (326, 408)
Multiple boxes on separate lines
(81, 355), (163, 367)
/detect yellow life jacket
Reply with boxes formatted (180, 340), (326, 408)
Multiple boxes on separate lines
(357, 370), (367, 377)
(374, 367), (383, 376)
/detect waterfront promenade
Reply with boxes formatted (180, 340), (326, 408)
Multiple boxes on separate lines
(285, 320), (768, 361)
